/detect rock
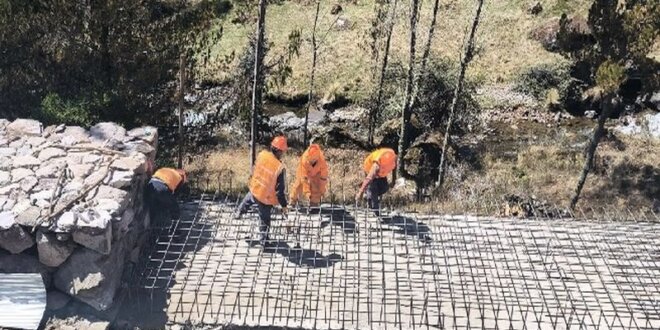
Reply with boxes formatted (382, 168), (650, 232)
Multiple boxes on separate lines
(20, 176), (39, 192)
(2, 198), (15, 211)
(35, 160), (66, 178)
(69, 164), (94, 179)
(0, 212), (35, 254)
(73, 209), (112, 255)
(584, 110), (597, 119)
(90, 122), (126, 143)
(54, 235), (127, 311)
(0, 147), (15, 157)
(91, 185), (129, 207)
(39, 147), (66, 161)
(647, 92), (660, 111)
(11, 167), (34, 181)
(0, 253), (53, 288)
(46, 290), (71, 311)
(43, 314), (110, 330)
(8, 137), (24, 148)
(60, 126), (90, 146)
(107, 170), (133, 189)
(123, 140), (155, 154)
(113, 209), (134, 241)
(95, 199), (123, 216)
(0, 171), (9, 186)
(13, 155), (41, 167)
(26, 136), (47, 148)
(269, 112), (304, 131)
(328, 106), (368, 123)
(15, 206), (41, 227)
(36, 178), (59, 192)
(16, 145), (34, 156)
(528, 2), (542, 15)
(530, 16), (591, 52)
(37, 230), (76, 267)
(7, 118), (43, 136)
(615, 112), (660, 139)
(0, 118), (9, 130)
(53, 211), (77, 233)
(0, 183), (18, 195)
(127, 126), (158, 145)
(82, 154), (102, 164)
(111, 156), (144, 173)
(31, 189), (54, 202)
(0, 156), (11, 170)
(334, 16), (353, 31)
(331, 3), (342, 15)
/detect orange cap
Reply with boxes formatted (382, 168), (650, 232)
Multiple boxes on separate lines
(271, 136), (288, 152)
(306, 144), (321, 163)
(176, 169), (188, 183)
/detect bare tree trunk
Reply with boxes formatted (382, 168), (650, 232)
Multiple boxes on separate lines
(178, 54), (186, 169)
(304, 2), (321, 147)
(408, 0), (441, 110)
(368, 0), (399, 146)
(570, 94), (617, 209)
(251, 0), (267, 168)
(397, 0), (421, 178)
(436, 0), (483, 188)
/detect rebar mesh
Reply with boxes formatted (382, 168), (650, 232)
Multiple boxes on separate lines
(128, 191), (660, 329)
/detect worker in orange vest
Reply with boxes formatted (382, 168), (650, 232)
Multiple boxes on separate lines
(234, 136), (289, 246)
(290, 144), (329, 207)
(356, 147), (397, 215)
(146, 167), (188, 223)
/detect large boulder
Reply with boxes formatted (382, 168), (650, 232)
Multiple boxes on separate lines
(269, 112), (305, 132)
(530, 16), (591, 52)
(54, 230), (136, 311)
(37, 230), (76, 267)
(0, 211), (35, 254)
(72, 209), (112, 255)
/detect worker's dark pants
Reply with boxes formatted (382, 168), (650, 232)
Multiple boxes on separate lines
(238, 192), (272, 241)
(366, 177), (389, 215)
(145, 179), (179, 225)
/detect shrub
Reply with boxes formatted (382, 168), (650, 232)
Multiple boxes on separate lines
(38, 92), (104, 127)
(513, 63), (571, 100)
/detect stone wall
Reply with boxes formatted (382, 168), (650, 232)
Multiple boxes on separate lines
(0, 118), (157, 312)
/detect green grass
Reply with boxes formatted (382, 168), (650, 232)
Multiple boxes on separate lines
(201, 0), (592, 104)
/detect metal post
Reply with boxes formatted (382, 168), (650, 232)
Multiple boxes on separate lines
(178, 53), (186, 169)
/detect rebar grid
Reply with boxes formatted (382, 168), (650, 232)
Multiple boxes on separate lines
(130, 193), (660, 330)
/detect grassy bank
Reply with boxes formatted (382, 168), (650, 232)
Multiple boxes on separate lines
(202, 0), (598, 103)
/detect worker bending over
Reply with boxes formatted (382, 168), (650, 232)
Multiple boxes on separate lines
(235, 136), (289, 246)
(146, 167), (187, 223)
(356, 147), (397, 216)
(290, 144), (329, 207)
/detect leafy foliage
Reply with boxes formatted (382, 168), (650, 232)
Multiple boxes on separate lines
(513, 63), (572, 100)
(0, 0), (221, 127)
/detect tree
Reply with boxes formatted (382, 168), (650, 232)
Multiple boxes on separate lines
(397, 0), (421, 178)
(436, 0), (483, 187)
(566, 0), (659, 208)
(0, 0), (220, 127)
(408, 0), (441, 111)
(367, 0), (399, 146)
(303, 2), (321, 147)
(251, 0), (267, 167)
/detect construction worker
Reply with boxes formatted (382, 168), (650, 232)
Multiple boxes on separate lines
(234, 136), (289, 246)
(146, 167), (188, 223)
(356, 147), (397, 215)
(290, 144), (329, 207)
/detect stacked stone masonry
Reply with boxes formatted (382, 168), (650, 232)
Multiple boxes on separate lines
(0, 118), (157, 312)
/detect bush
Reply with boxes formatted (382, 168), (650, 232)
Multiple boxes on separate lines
(513, 63), (571, 100)
(38, 93), (105, 127)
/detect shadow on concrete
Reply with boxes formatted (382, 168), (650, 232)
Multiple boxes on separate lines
(378, 215), (433, 243)
(114, 202), (217, 329)
(317, 206), (357, 234)
(247, 240), (343, 268)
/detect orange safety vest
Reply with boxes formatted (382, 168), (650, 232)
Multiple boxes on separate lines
(363, 148), (396, 178)
(153, 168), (184, 192)
(249, 150), (285, 206)
(291, 148), (329, 202)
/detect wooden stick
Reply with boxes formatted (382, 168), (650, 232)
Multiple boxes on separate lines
(47, 165), (68, 216)
(32, 156), (117, 232)
(53, 144), (127, 156)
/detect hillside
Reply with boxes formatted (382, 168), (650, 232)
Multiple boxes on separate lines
(201, 0), (597, 103)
